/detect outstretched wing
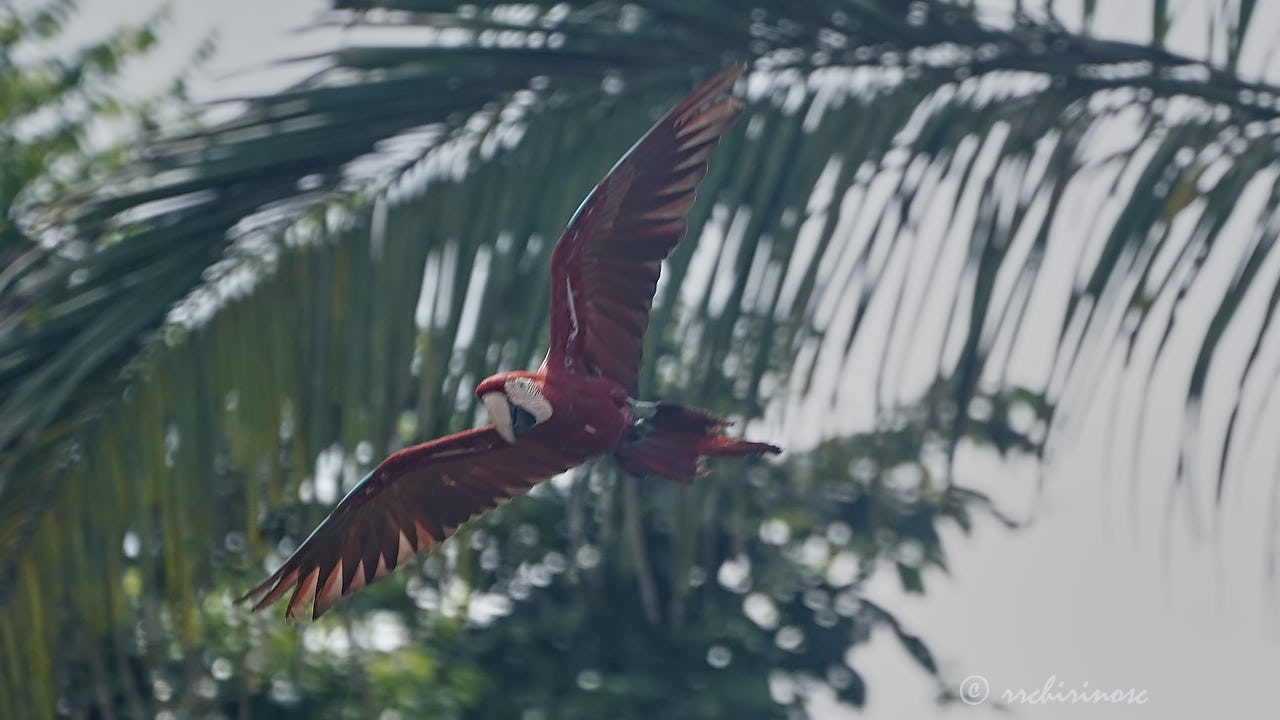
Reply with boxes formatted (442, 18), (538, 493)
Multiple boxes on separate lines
(545, 65), (745, 394)
(241, 427), (578, 620)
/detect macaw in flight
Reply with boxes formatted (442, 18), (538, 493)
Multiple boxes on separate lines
(243, 64), (780, 620)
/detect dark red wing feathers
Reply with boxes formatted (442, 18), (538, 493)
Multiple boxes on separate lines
(243, 67), (755, 621)
(547, 65), (746, 393)
(241, 427), (577, 620)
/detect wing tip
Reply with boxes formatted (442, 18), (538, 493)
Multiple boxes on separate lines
(237, 584), (264, 606)
(676, 63), (748, 119)
(708, 61), (748, 89)
(240, 565), (300, 613)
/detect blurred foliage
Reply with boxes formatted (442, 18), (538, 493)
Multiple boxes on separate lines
(0, 0), (188, 248)
(2, 0), (1280, 718)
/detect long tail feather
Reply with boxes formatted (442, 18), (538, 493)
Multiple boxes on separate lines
(614, 404), (780, 483)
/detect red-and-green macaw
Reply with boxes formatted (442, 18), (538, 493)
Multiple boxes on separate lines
(243, 64), (779, 620)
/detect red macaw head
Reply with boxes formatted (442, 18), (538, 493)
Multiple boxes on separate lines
(475, 371), (554, 444)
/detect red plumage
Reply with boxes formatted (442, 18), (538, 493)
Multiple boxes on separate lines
(242, 64), (779, 621)
(615, 403), (780, 483)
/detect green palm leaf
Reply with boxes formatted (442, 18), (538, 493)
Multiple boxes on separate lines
(3, 0), (1279, 716)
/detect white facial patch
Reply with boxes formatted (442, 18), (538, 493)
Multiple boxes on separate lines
(504, 377), (553, 424)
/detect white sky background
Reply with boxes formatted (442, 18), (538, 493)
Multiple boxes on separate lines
(59, 0), (327, 100)
(838, 2), (1280, 719)
(60, 0), (1280, 718)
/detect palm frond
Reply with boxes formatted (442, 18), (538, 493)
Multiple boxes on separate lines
(4, 0), (1280, 716)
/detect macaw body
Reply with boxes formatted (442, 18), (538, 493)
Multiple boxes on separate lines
(244, 65), (779, 620)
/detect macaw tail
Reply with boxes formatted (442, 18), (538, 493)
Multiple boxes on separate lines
(614, 403), (780, 483)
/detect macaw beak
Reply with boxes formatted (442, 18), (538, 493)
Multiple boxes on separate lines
(482, 392), (516, 444)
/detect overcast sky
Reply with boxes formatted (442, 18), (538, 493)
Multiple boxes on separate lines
(65, 1), (1280, 718)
